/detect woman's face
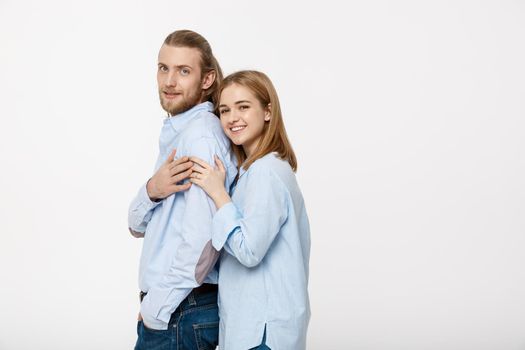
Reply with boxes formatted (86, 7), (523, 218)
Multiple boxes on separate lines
(218, 83), (270, 157)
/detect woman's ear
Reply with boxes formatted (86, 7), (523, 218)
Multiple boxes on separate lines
(201, 70), (216, 90)
(264, 103), (272, 121)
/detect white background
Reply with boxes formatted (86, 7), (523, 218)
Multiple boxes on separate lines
(1, 0), (524, 349)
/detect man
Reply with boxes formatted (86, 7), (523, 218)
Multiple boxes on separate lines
(128, 30), (236, 349)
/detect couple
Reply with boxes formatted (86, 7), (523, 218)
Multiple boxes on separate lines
(128, 30), (310, 350)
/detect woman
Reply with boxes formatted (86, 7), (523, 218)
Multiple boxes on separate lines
(189, 70), (310, 350)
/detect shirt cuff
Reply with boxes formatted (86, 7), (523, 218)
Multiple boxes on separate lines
(211, 202), (242, 251)
(139, 182), (163, 211)
(140, 293), (170, 330)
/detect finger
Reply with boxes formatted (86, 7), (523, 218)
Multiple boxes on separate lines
(189, 178), (201, 186)
(214, 155), (225, 172)
(172, 168), (193, 183)
(169, 156), (190, 169)
(170, 161), (193, 175)
(189, 156), (212, 170)
(172, 182), (192, 192)
(165, 148), (177, 164)
(191, 164), (206, 174)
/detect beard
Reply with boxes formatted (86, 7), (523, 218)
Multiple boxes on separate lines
(159, 87), (202, 116)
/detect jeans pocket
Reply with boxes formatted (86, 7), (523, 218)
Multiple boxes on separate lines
(193, 321), (219, 350)
(136, 321), (171, 350)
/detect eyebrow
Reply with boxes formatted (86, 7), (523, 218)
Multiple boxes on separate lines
(157, 63), (193, 69)
(218, 100), (252, 108)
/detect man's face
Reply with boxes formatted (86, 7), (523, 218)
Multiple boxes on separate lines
(157, 45), (204, 116)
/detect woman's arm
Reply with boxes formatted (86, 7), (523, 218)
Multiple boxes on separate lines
(190, 157), (289, 268)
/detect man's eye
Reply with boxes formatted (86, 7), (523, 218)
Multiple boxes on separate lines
(159, 66), (168, 72)
(180, 68), (190, 76)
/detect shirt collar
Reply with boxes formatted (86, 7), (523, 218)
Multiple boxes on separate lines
(165, 101), (214, 132)
(238, 165), (248, 178)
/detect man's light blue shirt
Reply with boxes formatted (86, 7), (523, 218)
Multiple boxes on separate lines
(128, 102), (236, 330)
(211, 153), (311, 350)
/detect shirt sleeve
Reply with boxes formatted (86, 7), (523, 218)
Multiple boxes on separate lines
(128, 182), (162, 238)
(140, 137), (223, 330)
(211, 166), (289, 268)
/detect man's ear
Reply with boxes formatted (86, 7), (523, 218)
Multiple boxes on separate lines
(264, 103), (272, 121)
(201, 70), (216, 90)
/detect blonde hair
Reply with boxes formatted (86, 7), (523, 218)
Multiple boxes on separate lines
(218, 70), (297, 172)
(164, 30), (223, 105)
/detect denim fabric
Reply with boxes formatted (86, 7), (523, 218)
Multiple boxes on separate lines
(135, 289), (219, 350)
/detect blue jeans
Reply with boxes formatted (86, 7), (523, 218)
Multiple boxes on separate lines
(134, 288), (219, 350)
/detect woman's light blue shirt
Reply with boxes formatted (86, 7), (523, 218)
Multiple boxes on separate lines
(212, 153), (311, 350)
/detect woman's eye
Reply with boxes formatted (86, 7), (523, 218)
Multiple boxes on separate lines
(219, 109), (229, 115)
(239, 105), (249, 111)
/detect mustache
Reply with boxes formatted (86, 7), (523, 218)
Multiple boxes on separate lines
(161, 88), (182, 94)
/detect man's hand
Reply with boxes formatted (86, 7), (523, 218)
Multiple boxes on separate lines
(146, 148), (193, 201)
(138, 312), (157, 330)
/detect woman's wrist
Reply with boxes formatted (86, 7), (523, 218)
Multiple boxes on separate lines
(212, 189), (231, 210)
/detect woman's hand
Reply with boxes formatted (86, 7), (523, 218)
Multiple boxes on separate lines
(190, 155), (232, 209)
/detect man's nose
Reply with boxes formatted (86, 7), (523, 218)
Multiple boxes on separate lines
(164, 71), (177, 87)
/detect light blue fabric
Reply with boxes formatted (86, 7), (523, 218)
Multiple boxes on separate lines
(128, 102), (236, 330)
(212, 153), (311, 350)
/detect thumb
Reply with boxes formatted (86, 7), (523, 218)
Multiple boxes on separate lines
(214, 155), (225, 172)
(165, 148), (177, 164)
